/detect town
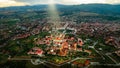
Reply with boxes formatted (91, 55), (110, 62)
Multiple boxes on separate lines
(0, 4), (120, 68)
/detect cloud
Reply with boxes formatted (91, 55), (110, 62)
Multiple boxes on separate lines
(13, 0), (49, 5)
(0, 0), (27, 7)
(13, 0), (120, 5)
(58, 0), (120, 5)
(106, 0), (120, 4)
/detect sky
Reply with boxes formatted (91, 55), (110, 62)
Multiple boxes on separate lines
(0, 0), (120, 7)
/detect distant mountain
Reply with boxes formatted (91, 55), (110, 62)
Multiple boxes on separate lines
(0, 4), (120, 16)
(0, 5), (48, 11)
(57, 4), (120, 16)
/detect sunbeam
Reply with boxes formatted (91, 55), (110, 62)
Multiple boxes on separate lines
(48, 0), (61, 28)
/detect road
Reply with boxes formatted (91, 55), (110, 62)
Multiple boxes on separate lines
(106, 54), (118, 64)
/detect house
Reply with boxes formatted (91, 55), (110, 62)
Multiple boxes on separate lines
(27, 47), (44, 56)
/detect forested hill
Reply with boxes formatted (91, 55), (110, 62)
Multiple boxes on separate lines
(0, 4), (120, 16)
(57, 4), (120, 16)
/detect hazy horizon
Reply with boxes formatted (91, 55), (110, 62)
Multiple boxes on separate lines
(0, 0), (120, 7)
